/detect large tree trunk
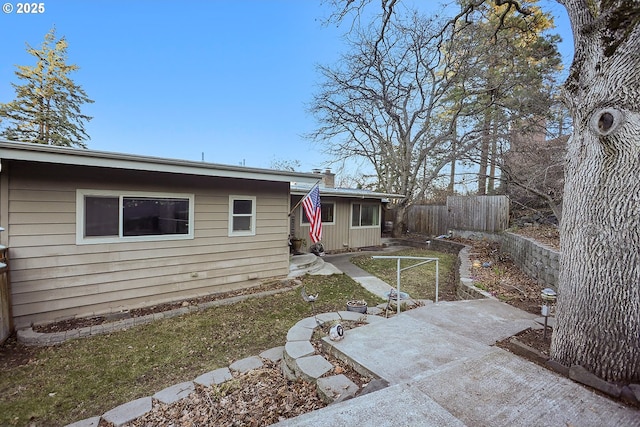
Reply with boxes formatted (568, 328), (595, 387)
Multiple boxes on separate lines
(391, 200), (409, 238)
(551, 0), (640, 383)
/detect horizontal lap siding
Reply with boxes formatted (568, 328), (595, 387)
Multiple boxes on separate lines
(293, 197), (381, 251)
(348, 227), (381, 248)
(7, 161), (290, 327)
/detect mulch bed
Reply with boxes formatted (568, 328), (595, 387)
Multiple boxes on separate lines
(33, 279), (299, 333)
(108, 361), (327, 427)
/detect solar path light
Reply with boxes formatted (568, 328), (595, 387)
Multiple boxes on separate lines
(540, 288), (557, 340)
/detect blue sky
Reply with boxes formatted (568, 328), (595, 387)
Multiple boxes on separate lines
(0, 1), (573, 173)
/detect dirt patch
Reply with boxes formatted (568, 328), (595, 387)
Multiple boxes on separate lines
(497, 327), (551, 357)
(0, 335), (39, 371)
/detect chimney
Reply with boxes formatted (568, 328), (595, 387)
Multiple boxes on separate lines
(322, 168), (335, 188)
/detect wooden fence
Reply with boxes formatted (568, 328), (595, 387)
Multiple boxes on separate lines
(407, 204), (449, 236)
(0, 246), (10, 345)
(408, 195), (509, 235)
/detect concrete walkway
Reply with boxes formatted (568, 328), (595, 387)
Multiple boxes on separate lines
(323, 249), (408, 299)
(68, 248), (640, 426)
(274, 298), (640, 427)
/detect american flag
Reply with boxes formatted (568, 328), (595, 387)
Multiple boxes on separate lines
(302, 185), (322, 243)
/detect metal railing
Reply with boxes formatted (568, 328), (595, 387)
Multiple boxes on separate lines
(372, 256), (439, 314)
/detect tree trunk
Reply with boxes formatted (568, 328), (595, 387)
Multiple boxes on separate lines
(477, 109), (491, 195)
(478, 88), (496, 195)
(391, 201), (408, 238)
(448, 158), (456, 194)
(550, 0), (640, 383)
(487, 124), (497, 193)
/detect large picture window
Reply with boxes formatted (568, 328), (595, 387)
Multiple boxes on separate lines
(351, 202), (380, 228)
(229, 195), (256, 236)
(77, 190), (194, 244)
(301, 202), (335, 225)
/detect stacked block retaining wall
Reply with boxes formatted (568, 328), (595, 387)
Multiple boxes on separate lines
(454, 230), (560, 289)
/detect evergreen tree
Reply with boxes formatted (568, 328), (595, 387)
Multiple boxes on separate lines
(0, 27), (93, 148)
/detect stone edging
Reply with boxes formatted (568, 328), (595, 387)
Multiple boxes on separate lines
(281, 309), (389, 404)
(66, 309), (389, 427)
(389, 238), (493, 301)
(18, 285), (301, 346)
(65, 345), (287, 427)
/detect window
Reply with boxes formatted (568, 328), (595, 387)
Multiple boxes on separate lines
(301, 202), (335, 225)
(352, 202), (380, 227)
(77, 190), (194, 244)
(229, 195), (256, 236)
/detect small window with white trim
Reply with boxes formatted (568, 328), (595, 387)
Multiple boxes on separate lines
(77, 190), (194, 244)
(229, 195), (256, 236)
(301, 202), (335, 225)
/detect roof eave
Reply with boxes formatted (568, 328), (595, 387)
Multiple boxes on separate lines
(291, 187), (404, 200)
(0, 140), (320, 184)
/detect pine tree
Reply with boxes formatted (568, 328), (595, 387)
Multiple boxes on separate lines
(0, 27), (93, 148)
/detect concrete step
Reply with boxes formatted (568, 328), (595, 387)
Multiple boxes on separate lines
(316, 374), (359, 404)
(288, 254), (328, 277)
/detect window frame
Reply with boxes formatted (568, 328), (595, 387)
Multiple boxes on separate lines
(350, 202), (381, 229)
(76, 189), (195, 245)
(228, 195), (257, 237)
(300, 201), (335, 226)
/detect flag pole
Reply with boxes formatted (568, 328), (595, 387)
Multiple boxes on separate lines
(288, 180), (322, 217)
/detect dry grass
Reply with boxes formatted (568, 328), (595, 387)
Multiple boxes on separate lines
(350, 248), (458, 301)
(0, 274), (385, 427)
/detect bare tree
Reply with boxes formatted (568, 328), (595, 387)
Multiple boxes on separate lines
(309, 11), (482, 236)
(502, 131), (566, 221)
(325, 0), (640, 384)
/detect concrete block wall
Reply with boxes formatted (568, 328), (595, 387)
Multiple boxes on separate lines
(453, 230), (560, 289)
(500, 232), (560, 289)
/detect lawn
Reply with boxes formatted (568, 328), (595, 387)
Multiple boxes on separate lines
(0, 274), (384, 427)
(350, 248), (458, 301)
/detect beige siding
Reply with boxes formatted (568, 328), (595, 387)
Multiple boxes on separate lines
(292, 196), (382, 252)
(6, 161), (291, 327)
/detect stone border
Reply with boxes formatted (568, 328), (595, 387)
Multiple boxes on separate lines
(18, 284), (301, 346)
(281, 309), (389, 404)
(65, 346), (287, 427)
(66, 309), (390, 426)
(388, 237), (494, 301)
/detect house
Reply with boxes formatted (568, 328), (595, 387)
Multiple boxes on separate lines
(0, 141), (319, 328)
(290, 169), (402, 252)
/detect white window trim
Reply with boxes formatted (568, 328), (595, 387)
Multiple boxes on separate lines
(300, 201), (336, 226)
(350, 202), (381, 229)
(228, 195), (257, 237)
(76, 189), (195, 245)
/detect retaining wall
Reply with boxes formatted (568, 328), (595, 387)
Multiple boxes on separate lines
(454, 230), (560, 289)
(500, 232), (560, 289)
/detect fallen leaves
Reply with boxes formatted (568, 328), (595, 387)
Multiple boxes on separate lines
(121, 362), (325, 427)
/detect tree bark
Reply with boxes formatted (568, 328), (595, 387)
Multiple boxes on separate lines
(551, 0), (640, 383)
(391, 199), (408, 238)
(477, 107), (491, 195)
